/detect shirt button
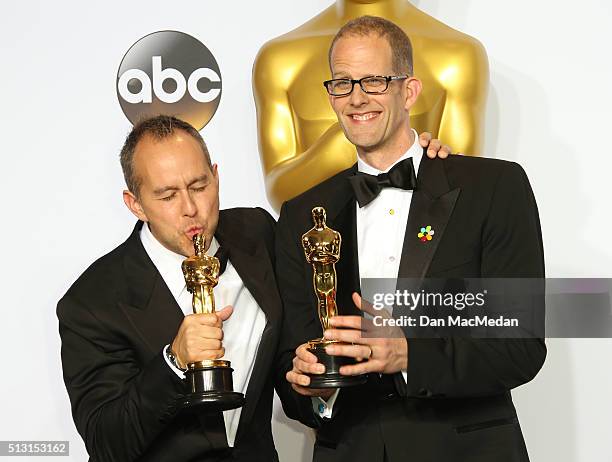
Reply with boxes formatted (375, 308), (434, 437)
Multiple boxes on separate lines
(389, 208), (395, 215)
(389, 256), (396, 262)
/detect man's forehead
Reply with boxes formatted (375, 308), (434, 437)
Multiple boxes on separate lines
(331, 34), (391, 68)
(135, 141), (211, 185)
(134, 134), (206, 165)
(136, 131), (197, 153)
(145, 161), (212, 182)
(332, 33), (388, 52)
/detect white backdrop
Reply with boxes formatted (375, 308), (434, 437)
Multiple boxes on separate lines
(1, 1), (611, 460)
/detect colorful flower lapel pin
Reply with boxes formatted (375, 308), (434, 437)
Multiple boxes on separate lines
(418, 225), (435, 242)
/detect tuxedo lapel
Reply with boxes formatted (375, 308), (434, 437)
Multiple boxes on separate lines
(214, 210), (282, 439)
(119, 222), (184, 355)
(321, 165), (361, 316)
(398, 154), (460, 280)
(329, 201), (361, 317)
(216, 236), (281, 327)
(391, 154), (459, 397)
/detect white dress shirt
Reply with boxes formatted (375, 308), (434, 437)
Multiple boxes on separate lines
(315, 129), (422, 418)
(140, 223), (267, 447)
(356, 129), (422, 385)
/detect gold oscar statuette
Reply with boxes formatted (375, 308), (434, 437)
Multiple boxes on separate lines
(302, 207), (366, 388)
(180, 234), (245, 411)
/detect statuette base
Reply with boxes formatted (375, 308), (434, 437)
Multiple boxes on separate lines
(306, 339), (367, 388)
(182, 361), (245, 412)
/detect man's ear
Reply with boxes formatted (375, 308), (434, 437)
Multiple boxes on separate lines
(123, 190), (148, 222)
(404, 76), (422, 110)
(207, 163), (219, 190)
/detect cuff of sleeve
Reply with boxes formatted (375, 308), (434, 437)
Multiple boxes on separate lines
(163, 344), (186, 379)
(311, 389), (340, 419)
(405, 338), (445, 398)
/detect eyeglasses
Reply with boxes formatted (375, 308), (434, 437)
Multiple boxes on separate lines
(323, 75), (408, 96)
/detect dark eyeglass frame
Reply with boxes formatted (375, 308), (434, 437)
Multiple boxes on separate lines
(323, 75), (409, 96)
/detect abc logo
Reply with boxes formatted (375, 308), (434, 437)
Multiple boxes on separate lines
(117, 31), (222, 130)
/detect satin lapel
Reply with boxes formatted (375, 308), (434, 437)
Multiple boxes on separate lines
(229, 245), (280, 436)
(214, 211), (282, 438)
(398, 155), (460, 280)
(319, 165), (361, 316)
(118, 222), (185, 356)
(222, 242), (281, 327)
(329, 199), (361, 316)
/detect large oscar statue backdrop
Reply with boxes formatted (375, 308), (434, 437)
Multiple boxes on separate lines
(253, 0), (490, 210)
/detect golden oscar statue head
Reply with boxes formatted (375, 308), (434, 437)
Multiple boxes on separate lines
(181, 234), (220, 315)
(253, 0), (489, 210)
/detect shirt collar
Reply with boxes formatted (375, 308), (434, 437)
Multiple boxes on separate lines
(356, 129), (422, 176)
(140, 222), (219, 299)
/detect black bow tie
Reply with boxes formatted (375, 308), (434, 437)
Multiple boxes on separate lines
(213, 245), (230, 275)
(348, 157), (417, 207)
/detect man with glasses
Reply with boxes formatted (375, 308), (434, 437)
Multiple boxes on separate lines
(275, 15), (545, 462)
(324, 75), (409, 97)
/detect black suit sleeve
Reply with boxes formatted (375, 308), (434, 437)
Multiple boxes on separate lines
(57, 297), (186, 462)
(273, 202), (321, 428)
(405, 162), (547, 398)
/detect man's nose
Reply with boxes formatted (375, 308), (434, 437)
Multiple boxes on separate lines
(349, 82), (369, 106)
(181, 191), (197, 217)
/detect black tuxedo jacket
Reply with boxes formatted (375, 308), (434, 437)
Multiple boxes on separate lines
(274, 153), (546, 462)
(58, 208), (283, 462)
